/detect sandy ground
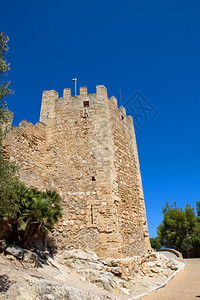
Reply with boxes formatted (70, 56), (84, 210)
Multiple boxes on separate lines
(143, 258), (200, 300)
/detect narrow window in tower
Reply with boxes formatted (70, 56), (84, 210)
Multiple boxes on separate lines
(92, 176), (96, 181)
(91, 205), (94, 224)
(83, 101), (89, 107)
(121, 115), (124, 120)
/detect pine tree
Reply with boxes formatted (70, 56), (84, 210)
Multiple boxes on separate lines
(0, 32), (13, 125)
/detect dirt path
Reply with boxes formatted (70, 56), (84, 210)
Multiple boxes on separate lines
(143, 258), (200, 300)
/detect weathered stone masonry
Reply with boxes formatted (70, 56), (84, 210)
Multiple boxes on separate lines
(3, 85), (150, 258)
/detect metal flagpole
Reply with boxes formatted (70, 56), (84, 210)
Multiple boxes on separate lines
(72, 78), (77, 96)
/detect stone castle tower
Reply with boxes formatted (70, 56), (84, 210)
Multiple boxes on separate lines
(4, 85), (150, 258)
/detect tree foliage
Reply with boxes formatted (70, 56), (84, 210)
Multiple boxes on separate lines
(157, 202), (200, 252)
(8, 184), (63, 247)
(0, 32), (13, 123)
(196, 201), (200, 222)
(0, 147), (20, 218)
(150, 237), (161, 250)
(0, 178), (63, 248)
(0, 32), (18, 218)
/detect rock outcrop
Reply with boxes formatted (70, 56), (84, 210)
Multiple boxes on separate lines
(0, 248), (185, 300)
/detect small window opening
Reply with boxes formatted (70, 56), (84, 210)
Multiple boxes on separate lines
(121, 115), (124, 120)
(91, 205), (94, 224)
(92, 176), (96, 181)
(83, 101), (89, 107)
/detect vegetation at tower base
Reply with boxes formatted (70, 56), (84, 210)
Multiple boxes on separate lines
(156, 202), (200, 252)
(0, 176), (63, 248)
(0, 32), (63, 250)
(0, 147), (63, 248)
(8, 185), (63, 248)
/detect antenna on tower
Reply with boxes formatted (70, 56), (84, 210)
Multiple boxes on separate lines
(72, 78), (77, 96)
(119, 88), (122, 106)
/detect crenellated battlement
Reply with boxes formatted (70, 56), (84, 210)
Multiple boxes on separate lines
(63, 88), (71, 98)
(79, 86), (87, 96)
(39, 85), (131, 127)
(44, 85), (108, 100)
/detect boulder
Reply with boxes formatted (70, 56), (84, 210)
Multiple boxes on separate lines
(58, 249), (98, 262)
(24, 277), (105, 300)
(5, 246), (24, 260)
(5, 246), (41, 267)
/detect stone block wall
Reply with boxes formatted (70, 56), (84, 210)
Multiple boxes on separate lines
(3, 85), (150, 258)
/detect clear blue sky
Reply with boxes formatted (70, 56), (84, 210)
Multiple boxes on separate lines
(1, 0), (200, 237)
